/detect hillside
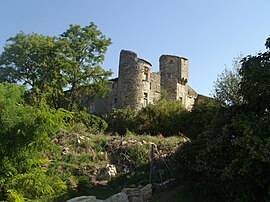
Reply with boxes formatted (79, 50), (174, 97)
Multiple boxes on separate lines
(47, 127), (187, 201)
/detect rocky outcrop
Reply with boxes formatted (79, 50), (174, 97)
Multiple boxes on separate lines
(96, 164), (117, 181)
(66, 196), (103, 202)
(105, 192), (129, 202)
(66, 184), (152, 202)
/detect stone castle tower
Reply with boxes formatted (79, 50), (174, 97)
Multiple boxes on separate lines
(91, 50), (198, 114)
(117, 50), (151, 109)
(160, 55), (192, 107)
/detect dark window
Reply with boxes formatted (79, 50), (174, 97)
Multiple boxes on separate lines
(143, 93), (148, 107)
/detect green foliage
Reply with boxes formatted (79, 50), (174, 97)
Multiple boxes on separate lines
(180, 100), (219, 139)
(6, 189), (25, 202)
(0, 32), (66, 109)
(106, 99), (186, 136)
(174, 36), (270, 201)
(240, 52), (270, 114)
(74, 111), (108, 134)
(213, 56), (243, 105)
(105, 107), (137, 136)
(136, 99), (185, 136)
(126, 144), (150, 168)
(0, 22), (112, 112)
(58, 22), (112, 111)
(106, 98), (218, 138)
(0, 83), (71, 201)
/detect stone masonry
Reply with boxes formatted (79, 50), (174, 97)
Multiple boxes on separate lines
(91, 50), (198, 114)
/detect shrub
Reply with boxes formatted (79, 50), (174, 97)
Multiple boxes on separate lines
(105, 107), (137, 135)
(126, 144), (150, 168)
(136, 99), (186, 136)
(0, 83), (70, 201)
(75, 111), (108, 134)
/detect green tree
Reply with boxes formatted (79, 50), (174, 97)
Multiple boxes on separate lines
(174, 35), (270, 201)
(0, 22), (112, 111)
(0, 33), (66, 108)
(0, 83), (71, 200)
(59, 22), (112, 111)
(213, 56), (243, 105)
(240, 39), (270, 114)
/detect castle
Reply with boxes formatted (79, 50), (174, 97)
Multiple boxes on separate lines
(91, 50), (199, 114)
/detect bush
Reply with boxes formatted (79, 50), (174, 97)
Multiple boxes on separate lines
(105, 107), (137, 136)
(179, 99), (219, 139)
(75, 111), (108, 134)
(126, 144), (150, 168)
(0, 83), (71, 201)
(136, 99), (185, 136)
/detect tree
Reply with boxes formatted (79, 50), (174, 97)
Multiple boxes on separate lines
(174, 35), (270, 202)
(59, 22), (112, 111)
(240, 37), (270, 114)
(0, 33), (66, 108)
(213, 56), (243, 105)
(0, 22), (112, 111)
(0, 83), (71, 200)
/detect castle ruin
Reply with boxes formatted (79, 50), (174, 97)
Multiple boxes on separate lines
(91, 50), (198, 114)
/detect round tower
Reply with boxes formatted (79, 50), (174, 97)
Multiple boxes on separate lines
(117, 50), (145, 110)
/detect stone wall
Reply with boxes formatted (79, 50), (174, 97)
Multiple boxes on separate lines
(149, 71), (160, 103)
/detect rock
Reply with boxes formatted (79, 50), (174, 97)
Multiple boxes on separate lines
(130, 196), (142, 202)
(66, 196), (104, 202)
(122, 188), (142, 202)
(122, 188), (141, 197)
(141, 140), (147, 144)
(106, 164), (117, 177)
(51, 138), (58, 144)
(61, 147), (69, 155)
(96, 164), (117, 181)
(121, 140), (128, 145)
(105, 192), (128, 202)
(140, 184), (152, 200)
(96, 170), (110, 181)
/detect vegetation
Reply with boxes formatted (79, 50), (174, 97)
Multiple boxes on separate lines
(0, 22), (112, 112)
(0, 83), (71, 201)
(174, 36), (270, 201)
(105, 98), (218, 139)
(213, 55), (243, 105)
(0, 22), (269, 202)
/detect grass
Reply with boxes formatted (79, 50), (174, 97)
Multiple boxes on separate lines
(44, 126), (188, 202)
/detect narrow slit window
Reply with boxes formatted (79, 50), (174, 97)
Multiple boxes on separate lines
(143, 93), (148, 107)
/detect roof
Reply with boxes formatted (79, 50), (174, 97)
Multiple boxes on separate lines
(139, 58), (152, 66)
(160, 54), (188, 60)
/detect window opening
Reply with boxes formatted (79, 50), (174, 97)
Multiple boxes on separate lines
(143, 93), (148, 107)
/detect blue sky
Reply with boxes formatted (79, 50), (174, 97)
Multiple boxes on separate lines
(1, 0), (269, 96)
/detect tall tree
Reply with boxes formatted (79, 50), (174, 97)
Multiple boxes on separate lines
(59, 22), (112, 111)
(0, 22), (112, 111)
(240, 36), (270, 114)
(0, 33), (66, 107)
(213, 55), (243, 105)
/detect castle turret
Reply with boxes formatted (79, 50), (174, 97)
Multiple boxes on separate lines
(159, 55), (189, 103)
(117, 50), (152, 110)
